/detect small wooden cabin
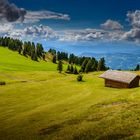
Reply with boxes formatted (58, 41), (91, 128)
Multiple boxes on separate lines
(99, 70), (139, 88)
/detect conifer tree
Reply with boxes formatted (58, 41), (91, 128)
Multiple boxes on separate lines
(57, 61), (63, 73)
(81, 59), (88, 72)
(52, 55), (56, 63)
(73, 67), (78, 74)
(70, 65), (74, 73)
(97, 58), (106, 71)
(135, 64), (140, 71)
(67, 65), (71, 72)
(85, 59), (92, 73)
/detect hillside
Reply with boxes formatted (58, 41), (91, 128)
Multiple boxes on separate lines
(0, 47), (57, 71)
(0, 47), (140, 140)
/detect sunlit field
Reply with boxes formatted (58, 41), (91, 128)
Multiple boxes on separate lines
(0, 47), (140, 140)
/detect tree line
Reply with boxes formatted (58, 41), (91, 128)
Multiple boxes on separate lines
(48, 49), (109, 74)
(0, 37), (108, 73)
(0, 37), (44, 61)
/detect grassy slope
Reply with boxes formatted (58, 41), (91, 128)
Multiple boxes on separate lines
(0, 47), (57, 71)
(0, 47), (140, 140)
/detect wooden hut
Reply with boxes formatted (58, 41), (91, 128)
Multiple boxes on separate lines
(99, 70), (139, 88)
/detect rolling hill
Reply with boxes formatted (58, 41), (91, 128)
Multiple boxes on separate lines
(0, 47), (140, 140)
(0, 47), (57, 71)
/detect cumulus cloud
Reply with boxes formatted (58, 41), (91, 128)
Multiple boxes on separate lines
(127, 10), (140, 28)
(0, 23), (14, 33)
(58, 29), (109, 42)
(2, 9), (140, 44)
(0, 24), (123, 42)
(121, 28), (140, 43)
(120, 10), (140, 43)
(1, 24), (58, 41)
(101, 19), (123, 30)
(23, 25), (57, 39)
(0, 0), (26, 22)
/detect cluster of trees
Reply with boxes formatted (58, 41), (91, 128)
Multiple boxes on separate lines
(0, 37), (44, 61)
(22, 42), (44, 61)
(49, 49), (139, 73)
(57, 61), (78, 74)
(0, 37), (22, 52)
(48, 49), (68, 61)
(66, 64), (78, 74)
(49, 48), (108, 73)
(0, 37), (108, 72)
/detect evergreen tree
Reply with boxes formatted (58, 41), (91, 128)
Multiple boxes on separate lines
(85, 59), (92, 73)
(42, 53), (46, 61)
(52, 55), (57, 63)
(91, 60), (98, 71)
(18, 46), (22, 54)
(70, 65), (74, 73)
(36, 43), (44, 57)
(81, 59), (89, 72)
(66, 65), (71, 72)
(134, 64), (140, 71)
(23, 48), (26, 56)
(73, 67), (78, 74)
(97, 58), (106, 71)
(57, 61), (63, 73)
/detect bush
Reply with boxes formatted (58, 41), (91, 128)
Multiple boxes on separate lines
(77, 74), (83, 82)
(0, 81), (6, 85)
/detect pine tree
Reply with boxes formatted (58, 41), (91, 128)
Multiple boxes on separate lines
(42, 53), (46, 61)
(134, 64), (140, 71)
(97, 58), (106, 71)
(73, 67), (78, 74)
(57, 61), (63, 73)
(81, 59), (88, 72)
(52, 55), (56, 63)
(18, 46), (22, 54)
(85, 59), (92, 73)
(70, 65), (74, 73)
(66, 65), (71, 72)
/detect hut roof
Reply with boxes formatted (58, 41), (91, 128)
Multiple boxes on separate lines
(99, 70), (138, 84)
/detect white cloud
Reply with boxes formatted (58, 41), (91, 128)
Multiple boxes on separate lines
(1, 24), (58, 40)
(127, 10), (140, 28)
(24, 10), (70, 23)
(0, 25), (124, 42)
(121, 28), (140, 43)
(101, 19), (123, 30)
(121, 10), (140, 43)
(2, 10), (140, 44)
(58, 29), (108, 42)
(0, 23), (14, 34)
(23, 25), (57, 39)
(0, 0), (70, 23)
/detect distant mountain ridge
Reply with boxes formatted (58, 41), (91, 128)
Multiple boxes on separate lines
(80, 52), (140, 70)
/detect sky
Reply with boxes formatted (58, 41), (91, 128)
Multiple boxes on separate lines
(1, 0), (140, 58)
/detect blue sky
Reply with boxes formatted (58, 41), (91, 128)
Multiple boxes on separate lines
(0, 0), (139, 45)
(0, 0), (140, 69)
(8, 0), (140, 29)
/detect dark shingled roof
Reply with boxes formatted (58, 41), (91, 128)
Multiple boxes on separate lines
(99, 70), (139, 84)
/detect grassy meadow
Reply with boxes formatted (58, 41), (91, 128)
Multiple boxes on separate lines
(0, 47), (140, 140)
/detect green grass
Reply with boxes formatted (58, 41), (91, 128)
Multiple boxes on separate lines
(0, 47), (57, 71)
(0, 47), (140, 140)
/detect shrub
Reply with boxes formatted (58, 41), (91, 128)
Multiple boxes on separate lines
(77, 74), (83, 82)
(0, 81), (6, 85)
